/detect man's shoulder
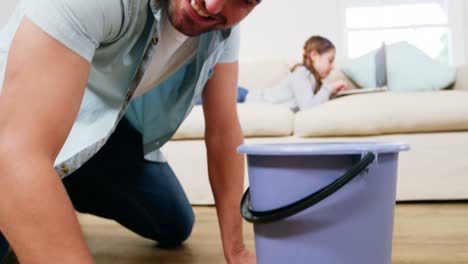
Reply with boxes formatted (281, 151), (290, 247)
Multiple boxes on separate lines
(214, 25), (240, 64)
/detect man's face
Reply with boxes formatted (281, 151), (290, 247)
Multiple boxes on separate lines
(166, 0), (261, 36)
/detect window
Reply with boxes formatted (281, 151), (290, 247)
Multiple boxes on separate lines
(343, 0), (452, 64)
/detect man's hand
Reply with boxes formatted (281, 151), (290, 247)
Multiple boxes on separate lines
(226, 246), (256, 264)
(202, 61), (253, 263)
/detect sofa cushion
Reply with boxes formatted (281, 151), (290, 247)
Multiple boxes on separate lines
(341, 42), (456, 92)
(294, 91), (468, 137)
(173, 103), (294, 140)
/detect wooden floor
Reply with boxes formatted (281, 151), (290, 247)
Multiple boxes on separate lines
(69, 203), (468, 264)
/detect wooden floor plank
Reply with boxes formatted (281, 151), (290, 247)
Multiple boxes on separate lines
(72, 203), (468, 264)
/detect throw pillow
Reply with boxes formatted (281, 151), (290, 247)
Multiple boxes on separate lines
(341, 50), (378, 88)
(341, 42), (456, 92)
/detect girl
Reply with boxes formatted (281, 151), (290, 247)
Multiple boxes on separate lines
(242, 36), (348, 112)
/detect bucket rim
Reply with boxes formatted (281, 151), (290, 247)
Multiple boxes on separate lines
(237, 141), (409, 156)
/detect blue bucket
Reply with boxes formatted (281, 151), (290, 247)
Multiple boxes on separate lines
(239, 142), (409, 264)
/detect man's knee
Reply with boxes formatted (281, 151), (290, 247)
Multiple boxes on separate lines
(155, 206), (195, 247)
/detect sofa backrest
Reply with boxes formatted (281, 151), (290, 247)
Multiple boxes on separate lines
(238, 60), (357, 91)
(452, 65), (468, 91)
(239, 60), (292, 90)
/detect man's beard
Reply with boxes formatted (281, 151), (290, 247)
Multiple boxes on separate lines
(163, 0), (225, 37)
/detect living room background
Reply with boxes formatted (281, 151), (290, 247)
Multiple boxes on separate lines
(239, 0), (468, 66)
(1, 0), (468, 65)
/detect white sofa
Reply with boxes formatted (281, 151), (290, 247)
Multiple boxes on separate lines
(161, 61), (468, 205)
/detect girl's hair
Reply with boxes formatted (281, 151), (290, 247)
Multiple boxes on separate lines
(291, 36), (335, 94)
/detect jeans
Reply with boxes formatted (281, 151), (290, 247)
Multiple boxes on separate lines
(63, 118), (194, 246)
(236, 86), (249, 103)
(0, 233), (8, 262)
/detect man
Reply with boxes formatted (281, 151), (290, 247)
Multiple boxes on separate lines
(0, 0), (260, 263)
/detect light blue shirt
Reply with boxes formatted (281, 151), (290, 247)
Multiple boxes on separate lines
(0, 0), (240, 177)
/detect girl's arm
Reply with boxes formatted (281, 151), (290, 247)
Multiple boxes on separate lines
(290, 67), (333, 110)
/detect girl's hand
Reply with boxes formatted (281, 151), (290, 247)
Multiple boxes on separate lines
(329, 80), (349, 97)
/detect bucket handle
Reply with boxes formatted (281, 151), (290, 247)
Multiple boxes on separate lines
(241, 152), (375, 224)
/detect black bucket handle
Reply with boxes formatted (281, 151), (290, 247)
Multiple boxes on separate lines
(241, 153), (375, 224)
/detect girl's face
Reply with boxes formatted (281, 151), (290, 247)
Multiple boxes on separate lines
(310, 49), (336, 79)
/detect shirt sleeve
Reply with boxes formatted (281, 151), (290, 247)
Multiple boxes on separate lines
(24, 0), (124, 62)
(217, 25), (240, 64)
(290, 67), (333, 110)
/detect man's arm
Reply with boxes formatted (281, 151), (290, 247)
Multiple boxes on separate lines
(0, 18), (93, 263)
(202, 62), (255, 264)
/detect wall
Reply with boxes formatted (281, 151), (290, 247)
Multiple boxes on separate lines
(0, 0), (345, 64)
(0, 1), (17, 28)
(447, 0), (466, 66)
(464, 0), (468, 64)
(239, 0), (467, 66)
(238, 0), (344, 63)
(1, 0), (466, 65)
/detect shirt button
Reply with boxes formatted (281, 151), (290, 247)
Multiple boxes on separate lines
(151, 36), (159, 45)
(60, 165), (69, 174)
